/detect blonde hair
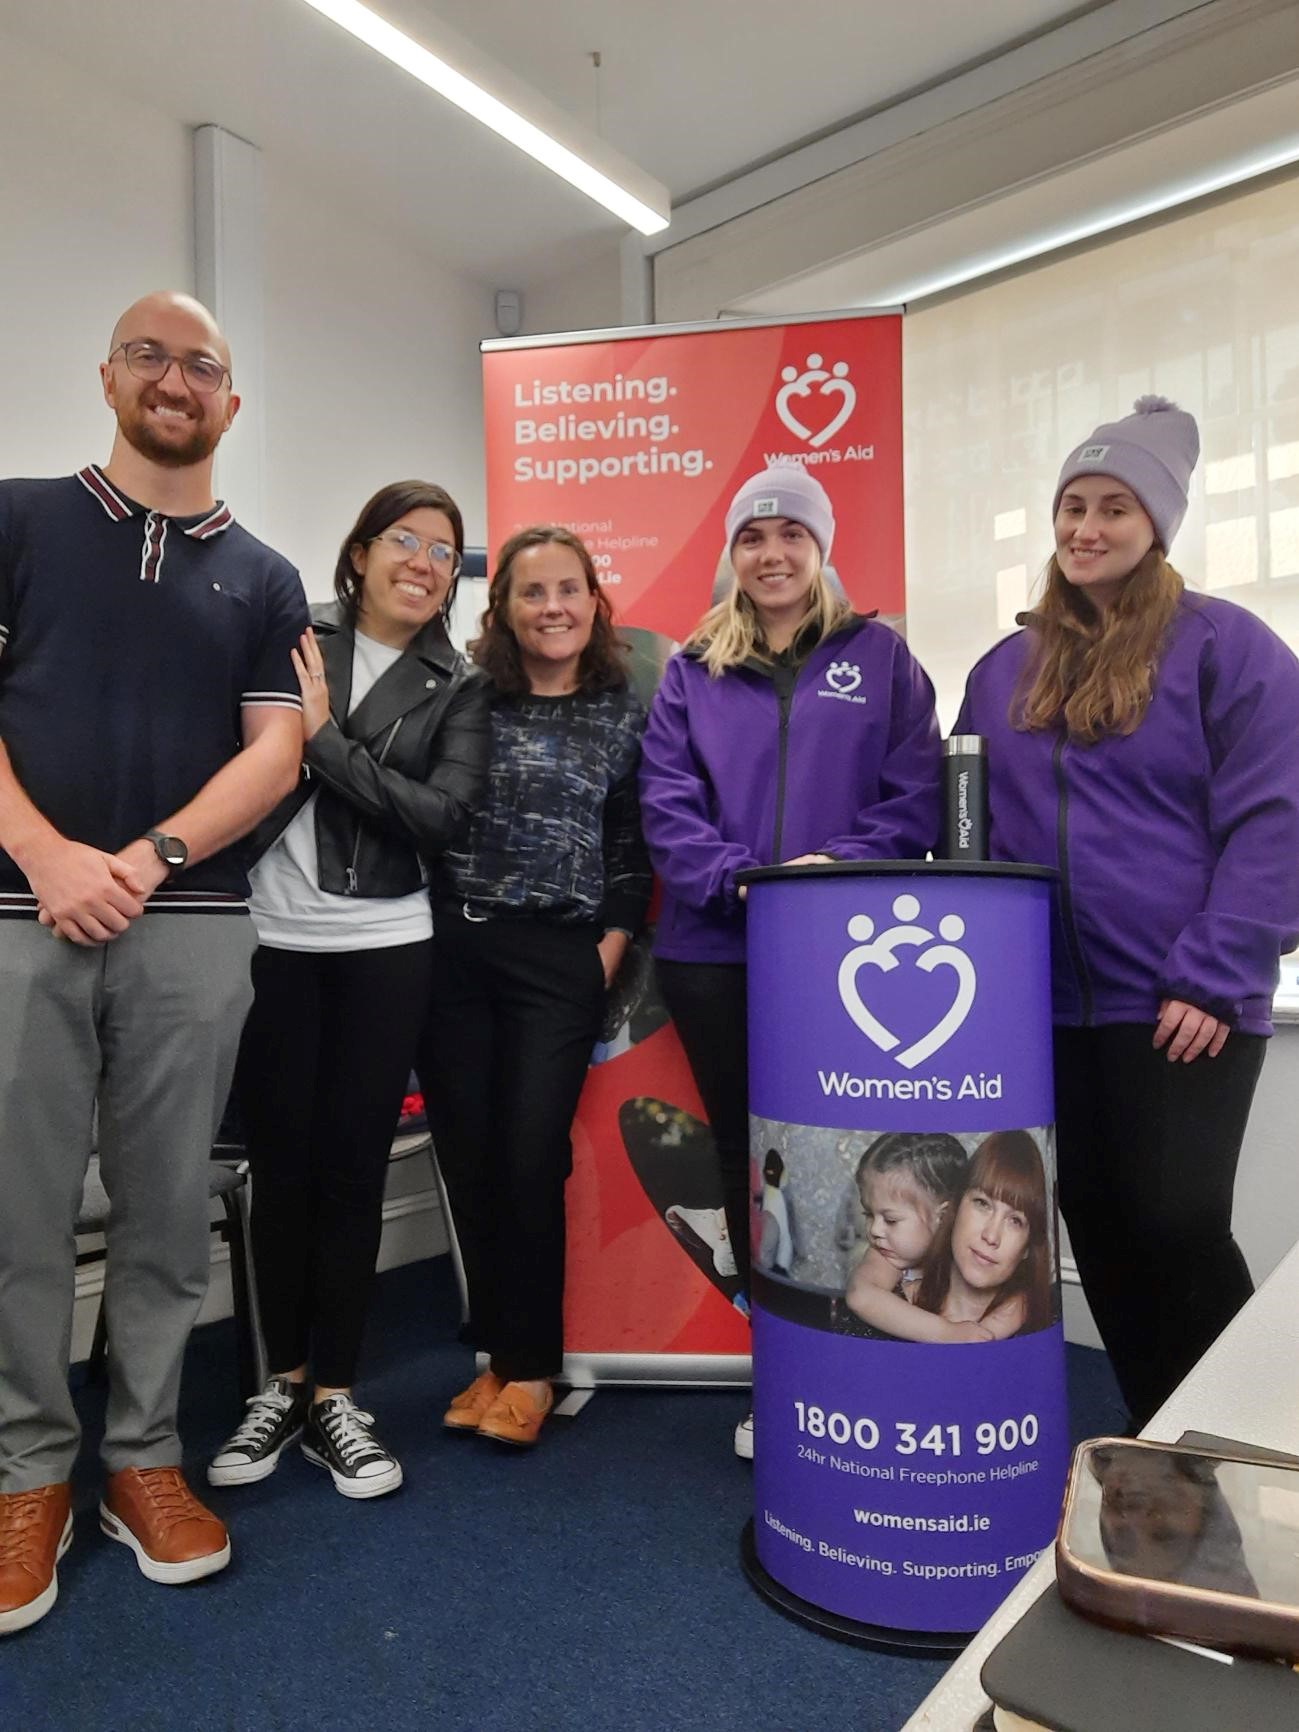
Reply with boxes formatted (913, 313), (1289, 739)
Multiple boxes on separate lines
(1015, 545), (1183, 742)
(684, 561), (854, 677)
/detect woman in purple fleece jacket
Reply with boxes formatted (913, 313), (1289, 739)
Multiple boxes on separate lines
(957, 398), (1299, 1429)
(639, 463), (941, 1456)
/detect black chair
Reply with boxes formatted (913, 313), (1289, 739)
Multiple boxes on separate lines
(76, 1148), (264, 1400)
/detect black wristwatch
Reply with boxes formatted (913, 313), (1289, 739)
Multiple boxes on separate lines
(144, 830), (189, 876)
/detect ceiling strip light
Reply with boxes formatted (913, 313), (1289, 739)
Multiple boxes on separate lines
(299, 0), (670, 235)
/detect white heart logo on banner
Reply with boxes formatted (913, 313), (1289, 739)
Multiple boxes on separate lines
(775, 356), (858, 449)
(836, 903), (977, 1070)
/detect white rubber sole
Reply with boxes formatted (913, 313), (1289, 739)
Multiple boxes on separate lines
(98, 1504), (230, 1583)
(734, 1417), (754, 1461)
(206, 1424), (303, 1487)
(301, 1443), (403, 1500)
(0, 1512), (72, 1636)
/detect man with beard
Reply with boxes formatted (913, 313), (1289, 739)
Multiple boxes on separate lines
(0, 292), (307, 1632)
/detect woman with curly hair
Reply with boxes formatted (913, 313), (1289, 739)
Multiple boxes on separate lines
(419, 527), (650, 1448)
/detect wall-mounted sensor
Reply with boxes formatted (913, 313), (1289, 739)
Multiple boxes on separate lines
(495, 289), (523, 338)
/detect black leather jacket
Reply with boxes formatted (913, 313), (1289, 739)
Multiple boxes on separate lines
(244, 601), (490, 897)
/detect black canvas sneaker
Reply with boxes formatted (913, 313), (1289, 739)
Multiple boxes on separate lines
(208, 1377), (309, 1486)
(301, 1395), (403, 1499)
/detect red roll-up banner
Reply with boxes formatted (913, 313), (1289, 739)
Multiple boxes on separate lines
(480, 312), (904, 1379)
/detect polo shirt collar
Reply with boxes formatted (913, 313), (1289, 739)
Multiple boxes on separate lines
(77, 463), (235, 539)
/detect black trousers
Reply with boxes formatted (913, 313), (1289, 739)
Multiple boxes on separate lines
(653, 960), (752, 1291)
(1053, 1023), (1266, 1430)
(417, 912), (605, 1383)
(235, 941), (433, 1389)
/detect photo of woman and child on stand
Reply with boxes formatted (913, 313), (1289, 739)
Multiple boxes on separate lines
(750, 1123), (1058, 1343)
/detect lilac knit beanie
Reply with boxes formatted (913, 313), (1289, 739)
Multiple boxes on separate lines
(724, 463), (835, 560)
(1053, 395), (1200, 552)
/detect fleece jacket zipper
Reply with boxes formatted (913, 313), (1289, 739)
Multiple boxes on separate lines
(769, 661), (803, 863)
(1052, 733), (1094, 1024)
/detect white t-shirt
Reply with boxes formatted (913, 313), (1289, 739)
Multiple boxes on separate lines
(249, 630), (433, 952)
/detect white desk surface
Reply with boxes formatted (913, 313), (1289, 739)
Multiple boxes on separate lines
(901, 1235), (1299, 1732)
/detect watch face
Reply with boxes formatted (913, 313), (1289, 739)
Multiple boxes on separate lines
(150, 832), (187, 868)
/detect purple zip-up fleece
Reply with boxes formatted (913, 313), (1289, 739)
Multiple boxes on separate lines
(640, 616), (941, 963)
(957, 592), (1299, 1035)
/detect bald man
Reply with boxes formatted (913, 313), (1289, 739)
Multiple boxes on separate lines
(0, 293), (308, 1631)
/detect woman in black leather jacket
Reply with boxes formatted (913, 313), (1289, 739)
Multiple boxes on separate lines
(208, 480), (488, 1500)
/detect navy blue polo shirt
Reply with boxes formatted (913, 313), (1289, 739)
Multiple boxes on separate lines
(0, 464), (308, 906)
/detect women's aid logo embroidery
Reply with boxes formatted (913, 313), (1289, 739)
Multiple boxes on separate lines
(836, 895), (976, 1070)
(819, 660), (867, 703)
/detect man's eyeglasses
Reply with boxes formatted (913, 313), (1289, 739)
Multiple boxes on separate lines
(107, 341), (231, 395)
(371, 529), (462, 573)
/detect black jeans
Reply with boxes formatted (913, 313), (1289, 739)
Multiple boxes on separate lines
(653, 960), (751, 1291)
(1053, 1022), (1266, 1430)
(417, 912), (605, 1383)
(235, 941), (433, 1389)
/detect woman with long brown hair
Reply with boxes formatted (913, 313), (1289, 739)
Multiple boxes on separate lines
(957, 398), (1299, 1429)
(418, 527), (650, 1448)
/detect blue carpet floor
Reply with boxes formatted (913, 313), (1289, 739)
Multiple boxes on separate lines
(1, 1259), (1125, 1732)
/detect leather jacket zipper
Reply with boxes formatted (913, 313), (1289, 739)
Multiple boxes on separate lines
(1052, 734), (1094, 1024)
(344, 717), (403, 895)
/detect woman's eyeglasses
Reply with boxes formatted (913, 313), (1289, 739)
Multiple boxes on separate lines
(107, 341), (230, 394)
(371, 530), (462, 573)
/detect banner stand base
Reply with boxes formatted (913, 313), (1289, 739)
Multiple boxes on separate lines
(739, 1521), (972, 1657)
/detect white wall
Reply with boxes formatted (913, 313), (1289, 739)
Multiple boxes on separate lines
(0, 31), (193, 480)
(518, 238), (623, 340)
(0, 25), (496, 600)
(1234, 1028), (1299, 1283)
(260, 160), (495, 600)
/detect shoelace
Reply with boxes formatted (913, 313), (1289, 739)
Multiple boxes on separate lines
(224, 1385), (297, 1450)
(130, 1468), (204, 1524)
(316, 1402), (385, 1467)
(0, 1492), (57, 1568)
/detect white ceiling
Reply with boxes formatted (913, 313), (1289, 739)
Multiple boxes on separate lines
(0, 0), (1096, 287)
(419, 0), (1093, 202)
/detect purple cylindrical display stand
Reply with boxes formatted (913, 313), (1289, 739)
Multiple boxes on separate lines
(740, 862), (1069, 1649)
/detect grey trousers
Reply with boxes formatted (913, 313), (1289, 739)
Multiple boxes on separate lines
(0, 912), (256, 1490)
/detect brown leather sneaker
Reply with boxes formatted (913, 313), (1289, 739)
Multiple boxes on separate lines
(99, 1467), (230, 1584)
(476, 1381), (555, 1448)
(442, 1371), (506, 1433)
(0, 1483), (73, 1636)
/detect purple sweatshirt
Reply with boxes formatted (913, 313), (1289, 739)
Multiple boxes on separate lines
(640, 617), (941, 963)
(957, 593), (1299, 1035)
